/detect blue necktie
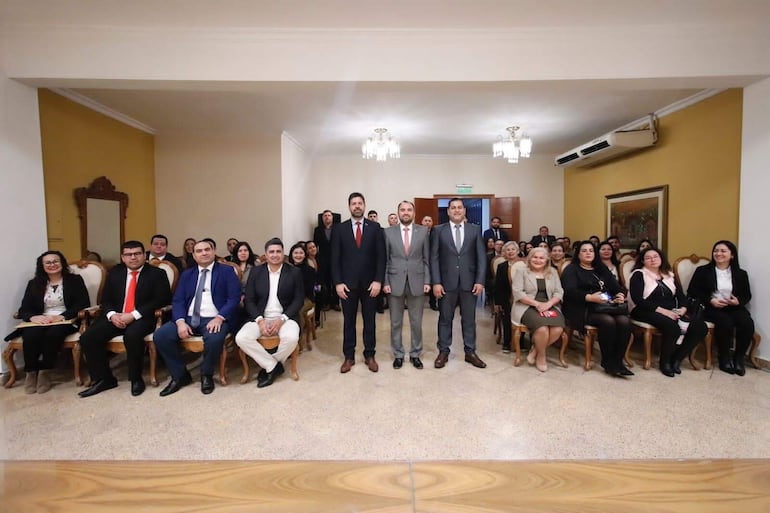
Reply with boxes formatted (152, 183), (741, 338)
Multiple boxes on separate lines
(191, 268), (208, 328)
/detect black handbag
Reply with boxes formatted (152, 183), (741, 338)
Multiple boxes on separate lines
(590, 302), (629, 315)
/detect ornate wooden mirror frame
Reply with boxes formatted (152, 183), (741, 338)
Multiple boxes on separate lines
(74, 176), (129, 262)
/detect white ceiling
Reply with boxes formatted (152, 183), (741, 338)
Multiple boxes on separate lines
(6, 0), (769, 157)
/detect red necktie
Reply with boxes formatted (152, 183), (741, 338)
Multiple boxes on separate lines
(355, 221), (362, 248)
(403, 226), (410, 255)
(124, 270), (138, 313)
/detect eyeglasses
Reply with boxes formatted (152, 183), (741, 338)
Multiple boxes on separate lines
(122, 251), (144, 258)
(42, 260), (61, 266)
(643, 255), (660, 261)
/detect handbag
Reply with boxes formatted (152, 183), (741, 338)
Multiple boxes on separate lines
(589, 272), (629, 315)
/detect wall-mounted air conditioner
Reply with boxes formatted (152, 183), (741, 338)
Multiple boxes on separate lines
(555, 115), (658, 168)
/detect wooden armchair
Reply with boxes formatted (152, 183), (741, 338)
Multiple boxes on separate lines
(3, 260), (106, 388)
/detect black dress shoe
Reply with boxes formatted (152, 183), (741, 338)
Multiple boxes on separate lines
(78, 378), (118, 398)
(672, 359), (682, 374)
(201, 374), (215, 394)
(660, 363), (675, 378)
(159, 373), (193, 397)
(618, 366), (635, 376)
(733, 357), (746, 376)
(275, 362), (285, 376)
(257, 368), (277, 388)
(393, 358), (403, 369)
(131, 380), (146, 397)
(410, 357), (423, 369)
(718, 358), (736, 375)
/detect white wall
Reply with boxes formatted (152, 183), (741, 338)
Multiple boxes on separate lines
(0, 73), (47, 373)
(739, 77), (770, 360)
(306, 155), (563, 239)
(154, 132), (282, 257)
(281, 132), (312, 246)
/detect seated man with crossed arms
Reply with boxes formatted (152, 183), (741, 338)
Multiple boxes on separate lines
(235, 238), (304, 388)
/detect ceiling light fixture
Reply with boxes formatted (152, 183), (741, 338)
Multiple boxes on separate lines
(493, 126), (532, 164)
(362, 128), (400, 161)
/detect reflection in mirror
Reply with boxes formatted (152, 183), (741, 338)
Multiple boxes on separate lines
(75, 176), (128, 268)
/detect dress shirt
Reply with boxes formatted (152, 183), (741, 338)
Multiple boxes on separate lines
(401, 223), (413, 249)
(716, 267), (733, 298)
(257, 264), (288, 322)
(186, 264), (219, 319)
(451, 222), (465, 249)
(107, 266), (144, 321)
(350, 218), (365, 237)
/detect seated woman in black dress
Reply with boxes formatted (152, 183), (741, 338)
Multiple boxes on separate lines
(494, 241), (521, 354)
(561, 241), (633, 377)
(687, 240), (754, 376)
(289, 242), (317, 345)
(597, 241), (621, 282)
(11, 251), (89, 393)
(629, 248), (708, 377)
(512, 247), (565, 372)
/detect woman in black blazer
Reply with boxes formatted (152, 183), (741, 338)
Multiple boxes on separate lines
(494, 241), (522, 353)
(14, 251), (89, 393)
(687, 240), (754, 376)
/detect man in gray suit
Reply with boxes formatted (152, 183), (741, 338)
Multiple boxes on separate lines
(430, 198), (487, 369)
(383, 200), (431, 370)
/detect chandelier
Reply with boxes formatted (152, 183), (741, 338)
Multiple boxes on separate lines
(492, 126), (532, 164)
(362, 128), (400, 161)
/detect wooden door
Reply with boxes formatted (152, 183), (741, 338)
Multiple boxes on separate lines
(414, 198), (439, 227)
(490, 197), (520, 242)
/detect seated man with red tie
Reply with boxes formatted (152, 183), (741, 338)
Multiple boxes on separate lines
(153, 239), (241, 396)
(78, 241), (171, 398)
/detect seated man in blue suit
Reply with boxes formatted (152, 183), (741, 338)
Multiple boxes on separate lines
(154, 239), (241, 396)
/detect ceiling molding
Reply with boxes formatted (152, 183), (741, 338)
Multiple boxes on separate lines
(50, 88), (156, 134)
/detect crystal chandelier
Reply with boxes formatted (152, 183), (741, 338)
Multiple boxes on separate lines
(492, 126), (532, 164)
(362, 128), (400, 161)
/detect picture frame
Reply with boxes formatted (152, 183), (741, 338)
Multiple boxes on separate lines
(605, 185), (668, 252)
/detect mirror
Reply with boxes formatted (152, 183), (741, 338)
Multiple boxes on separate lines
(75, 176), (128, 267)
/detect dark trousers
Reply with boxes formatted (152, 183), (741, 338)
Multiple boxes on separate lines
(499, 300), (512, 349)
(79, 316), (156, 382)
(585, 312), (631, 371)
(437, 289), (477, 354)
(632, 310), (708, 363)
(341, 288), (376, 359)
(21, 324), (77, 372)
(153, 316), (229, 380)
(705, 307), (755, 360)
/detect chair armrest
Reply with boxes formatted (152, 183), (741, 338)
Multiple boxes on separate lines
(154, 305), (173, 328)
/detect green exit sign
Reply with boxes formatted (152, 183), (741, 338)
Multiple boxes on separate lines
(456, 184), (473, 194)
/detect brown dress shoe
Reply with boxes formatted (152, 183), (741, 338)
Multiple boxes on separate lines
(364, 357), (379, 372)
(464, 352), (487, 368)
(340, 359), (355, 373)
(434, 352), (449, 369)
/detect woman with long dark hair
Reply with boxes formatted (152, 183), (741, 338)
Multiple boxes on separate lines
(182, 238), (196, 269)
(598, 241), (621, 281)
(289, 242), (317, 346)
(688, 240), (754, 376)
(11, 251), (89, 393)
(231, 241), (257, 294)
(629, 248), (707, 377)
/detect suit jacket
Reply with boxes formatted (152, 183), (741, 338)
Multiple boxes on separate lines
(313, 224), (334, 282)
(101, 264), (171, 320)
(688, 264), (752, 308)
(146, 251), (183, 274)
(430, 222), (486, 292)
(383, 223), (430, 297)
(18, 273), (90, 321)
(172, 261), (241, 326)
(482, 228), (510, 242)
(530, 234), (557, 246)
(511, 267), (564, 324)
(244, 263), (304, 323)
(331, 218), (386, 289)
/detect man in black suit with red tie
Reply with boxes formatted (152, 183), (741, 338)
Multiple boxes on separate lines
(331, 192), (386, 373)
(78, 240), (171, 398)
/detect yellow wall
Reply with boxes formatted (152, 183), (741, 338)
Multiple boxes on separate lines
(38, 89), (156, 261)
(564, 89), (742, 258)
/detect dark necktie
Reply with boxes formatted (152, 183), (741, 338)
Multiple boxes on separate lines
(454, 224), (462, 251)
(355, 221), (362, 248)
(191, 268), (208, 328)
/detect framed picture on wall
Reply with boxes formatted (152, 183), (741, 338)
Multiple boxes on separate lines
(605, 185), (668, 252)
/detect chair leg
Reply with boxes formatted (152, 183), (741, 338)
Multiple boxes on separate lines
(2, 346), (18, 388)
(238, 348), (250, 384)
(289, 345), (299, 381)
(705, 329), (713, 370)
(750, 332), (762, 369)
(512, 327), (522, 367)
(643, 331), (653, 370)
(73, 343), (84, 386)
(148, 341), (158, 386)
(688, 346), (702, 371)
(218, 346), (228, 386)
(624, 333), (635, 368)
(558, 332), (568, 368)
(584, 331), (594, 371)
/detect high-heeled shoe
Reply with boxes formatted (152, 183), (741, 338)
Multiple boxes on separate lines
(526, 349), (537, 366)
(718, 357), (735, 375)
(660, 362), (675, 378)
(733, 356), (746, 376)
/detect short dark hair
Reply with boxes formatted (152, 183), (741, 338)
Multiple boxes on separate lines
(201, 237), (217, 249)
(607, 235), (620, 243)
(264, 237), (284, 252)
(367, 210), (378, 216)
(322, 209), (333, 216)
(122, 240), (145, 253)
(491, 216), (501, 222)
(448, 197), (465, 208)
(349, 192), (365, 204)
(150, 234), (168, 245)
(397, 200), (415, 210)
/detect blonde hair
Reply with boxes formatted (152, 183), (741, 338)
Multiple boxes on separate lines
(526, 247), (554, 276)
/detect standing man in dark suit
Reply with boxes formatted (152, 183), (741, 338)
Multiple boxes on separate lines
(332, 192), (386, 373)
(482, 216), (510, 242)
(383, 201), (431, 370)
(422, 215), (439, 311)
(153, 239), (241, 396)
(147, 234), (183, 273)
(78, 240), (171, 398)
(431, 198), (487, 369)
(235, 238), (304, 388)
(529, 226), (557, 247)
(313, 210), (340, 312)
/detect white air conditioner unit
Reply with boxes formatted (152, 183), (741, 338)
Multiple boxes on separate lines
(555, 120), (658, 168)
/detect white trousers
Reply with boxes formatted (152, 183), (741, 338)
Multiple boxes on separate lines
(235, 319), (299, 372)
